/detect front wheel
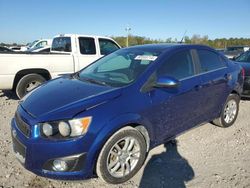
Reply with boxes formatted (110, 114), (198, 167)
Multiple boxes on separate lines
(96, 127), (147, 184)
(16, 74), (46, 99)
(213, 94), (240, 128)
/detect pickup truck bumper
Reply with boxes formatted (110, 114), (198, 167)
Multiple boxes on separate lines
(0, 74), (15, 90)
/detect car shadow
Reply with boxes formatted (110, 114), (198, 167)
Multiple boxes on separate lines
(139, 140), (194, 188)
(241, 96), (250, 101)
(0, 90), (19, 100)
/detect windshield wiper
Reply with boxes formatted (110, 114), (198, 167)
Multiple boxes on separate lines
(80, 77), (109, 86)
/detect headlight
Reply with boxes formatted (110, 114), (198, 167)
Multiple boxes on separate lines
(42, 123), (54, 136)
(58, 121), (71, 137)
(41, 116), (92, 139)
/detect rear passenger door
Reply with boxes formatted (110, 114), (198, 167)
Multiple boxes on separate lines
(196, 49), (231, 120)
(77, 37), (101, 70)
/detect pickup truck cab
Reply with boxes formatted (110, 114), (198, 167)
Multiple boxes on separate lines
(0, 34), (120, 98)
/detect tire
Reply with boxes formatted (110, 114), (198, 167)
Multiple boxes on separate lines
(96, 127), (147, 184)
(213, 94), (240, 128)
(16, 73), (46, 99)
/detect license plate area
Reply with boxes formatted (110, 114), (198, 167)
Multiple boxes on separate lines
(12, 129), (26, 164)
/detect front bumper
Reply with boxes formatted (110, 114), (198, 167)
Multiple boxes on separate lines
(10, 107), (95, 180)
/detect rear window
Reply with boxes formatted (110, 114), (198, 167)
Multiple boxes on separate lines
(79, 37), (96, 55)
(51, 37), (71, 52)
(197, 50), (225, 72)
(235, 51), (250, 62)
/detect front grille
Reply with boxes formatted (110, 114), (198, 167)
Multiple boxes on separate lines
(15, 112), (30, 138)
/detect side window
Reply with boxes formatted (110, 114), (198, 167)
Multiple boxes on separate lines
(99, 38), (120, 55)
(198, 50), (225, 72)
(51, 37), (71, 52)
(79, 37), (96, 55)
(157, 50), (195, 80)
(35, 41), (47, 48)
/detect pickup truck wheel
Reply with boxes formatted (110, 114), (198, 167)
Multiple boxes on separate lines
(213, 94), (240, 128)
(96, 127), (147, 184)
(16, 74), (46, 99)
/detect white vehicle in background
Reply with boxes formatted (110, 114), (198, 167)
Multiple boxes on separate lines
(27, 46), (51, 53)
(0, 34), (121, 98)
(20, 39), (52, 51)
(9, 46), (22, 52)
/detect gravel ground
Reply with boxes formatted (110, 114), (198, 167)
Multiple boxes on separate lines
(0, 90), (249, 188)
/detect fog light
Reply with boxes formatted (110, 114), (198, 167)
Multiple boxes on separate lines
(52, 160), (68, 171)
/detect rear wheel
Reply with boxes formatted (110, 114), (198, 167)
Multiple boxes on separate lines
(96, 127), (147, 184)
(16, 74), (46, 99)
(213, 94), (240, 127)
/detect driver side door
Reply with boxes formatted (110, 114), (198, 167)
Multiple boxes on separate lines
(143, 49), (205, 141)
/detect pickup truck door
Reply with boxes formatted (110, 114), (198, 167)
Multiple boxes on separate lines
(75, 37), (101, 71)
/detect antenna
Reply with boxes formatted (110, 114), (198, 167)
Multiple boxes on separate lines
(180, 30), (187, 43)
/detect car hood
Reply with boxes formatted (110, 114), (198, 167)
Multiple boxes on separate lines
(20, 76), (122, 121)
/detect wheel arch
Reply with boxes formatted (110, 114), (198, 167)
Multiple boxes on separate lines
(87, 113), (153, 176)
(231, 89), (241, 97)
(12, 68), (51, 90)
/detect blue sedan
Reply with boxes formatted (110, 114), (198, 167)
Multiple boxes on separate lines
(11, 44), (244, 184)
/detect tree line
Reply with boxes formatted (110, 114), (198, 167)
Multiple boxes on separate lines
(112, 34), (250, 49)
(1, 34), (250, 49)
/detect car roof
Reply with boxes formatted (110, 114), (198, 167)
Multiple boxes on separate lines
(124, 43), (212, 52)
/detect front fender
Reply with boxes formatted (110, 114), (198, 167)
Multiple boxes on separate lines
(85, 112), (155, 176)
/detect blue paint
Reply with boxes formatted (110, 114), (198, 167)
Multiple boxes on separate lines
(11, 44), (243, 180)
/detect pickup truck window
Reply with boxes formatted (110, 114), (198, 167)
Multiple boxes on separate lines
(99, 38), (120, 55)
(79, 37), (96, 55)
(197, 50), (225, 72)
(51, 37), (71, 52)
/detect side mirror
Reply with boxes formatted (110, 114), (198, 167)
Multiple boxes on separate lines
(154, 76), (180, 88)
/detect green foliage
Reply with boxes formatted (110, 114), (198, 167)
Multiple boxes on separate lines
(184, 35), (250, 48)
(2, 35), (250, 49)
(112, 35), (250, 49)
(111, 35), (177, 48)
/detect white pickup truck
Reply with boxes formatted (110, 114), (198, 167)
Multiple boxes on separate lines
(0, 34), (120, 98)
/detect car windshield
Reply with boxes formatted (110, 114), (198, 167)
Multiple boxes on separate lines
(235, 51), (250, 62)
(78, 48), (162, 87)
(226, 47), (244, 51)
